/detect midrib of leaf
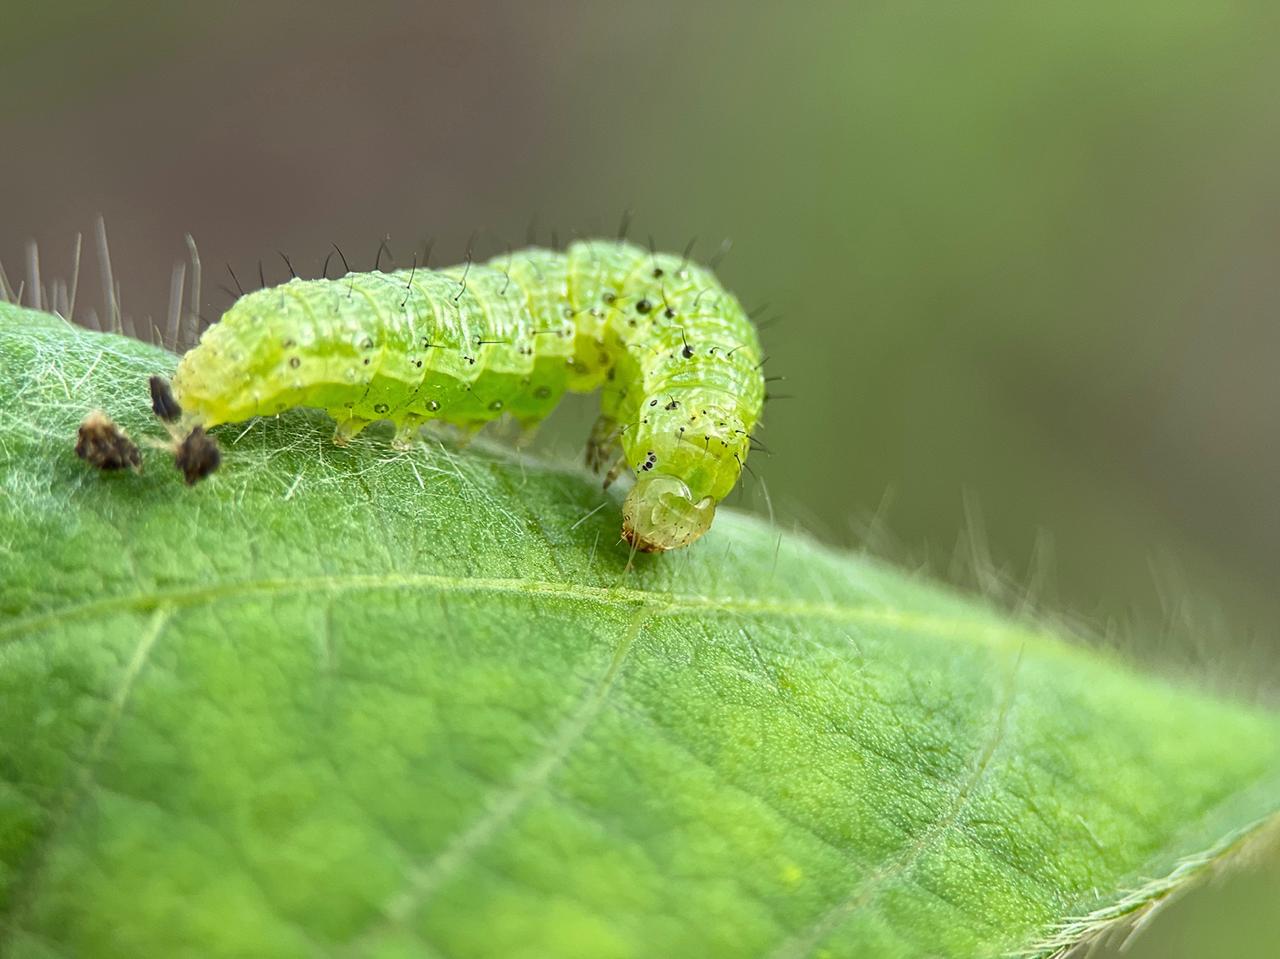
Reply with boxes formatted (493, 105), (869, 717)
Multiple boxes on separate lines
(0, 569), (1047, 652)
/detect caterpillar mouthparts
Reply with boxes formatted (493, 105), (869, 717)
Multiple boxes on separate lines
(622, 474), (716, 553)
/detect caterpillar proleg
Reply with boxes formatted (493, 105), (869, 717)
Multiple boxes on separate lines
(170, 240), (765, 551)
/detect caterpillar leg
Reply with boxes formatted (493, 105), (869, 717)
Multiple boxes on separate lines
(602, 454), (629, 491)
(332, 415), (371, 446)
(482, 415), (536, 449)
(420, 420), (481, 449)
(391, 415), (425, 450)
(513, 416), (543, 450)
(453, 423), (484, 449)
(585, 415), (621, 474)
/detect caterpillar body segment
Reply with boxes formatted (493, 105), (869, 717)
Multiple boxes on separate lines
(170, 240), (765, 551)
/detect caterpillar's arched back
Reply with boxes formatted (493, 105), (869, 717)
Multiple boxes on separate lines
(171, 240), (765, 551)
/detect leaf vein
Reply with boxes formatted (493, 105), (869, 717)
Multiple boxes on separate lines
(767, 645), (1025, 959)
(340, 603), (653, 952)
(0, 606), (173, 948)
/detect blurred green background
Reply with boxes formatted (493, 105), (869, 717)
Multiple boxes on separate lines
(2, 1), (1277, 954)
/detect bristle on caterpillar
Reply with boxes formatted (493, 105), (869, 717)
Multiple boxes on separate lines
(170, 240), (765, 551)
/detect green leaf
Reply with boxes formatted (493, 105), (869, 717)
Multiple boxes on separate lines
(1, 302), (1277, 959)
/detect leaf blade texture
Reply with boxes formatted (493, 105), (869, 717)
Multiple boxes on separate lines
(1, 303), (1277, 958)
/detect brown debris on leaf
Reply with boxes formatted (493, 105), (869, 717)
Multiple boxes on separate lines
(148, 375), (183, 423)
(174, 426), (220, 485)
(75, 410), (141, 472)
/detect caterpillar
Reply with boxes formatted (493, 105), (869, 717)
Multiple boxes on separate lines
(170, 240), (765, 552)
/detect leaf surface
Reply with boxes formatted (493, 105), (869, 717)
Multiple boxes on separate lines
(1, 304), (1277, 959)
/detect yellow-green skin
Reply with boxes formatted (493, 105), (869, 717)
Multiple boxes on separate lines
(172, 241), (764, 550)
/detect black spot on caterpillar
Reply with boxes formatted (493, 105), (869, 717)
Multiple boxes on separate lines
(171, 240), (765, 551)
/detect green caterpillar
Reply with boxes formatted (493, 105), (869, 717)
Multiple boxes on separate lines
(171, 240), (764, 552)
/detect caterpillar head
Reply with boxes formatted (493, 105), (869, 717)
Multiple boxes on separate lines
(621, 473), (716, 552)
